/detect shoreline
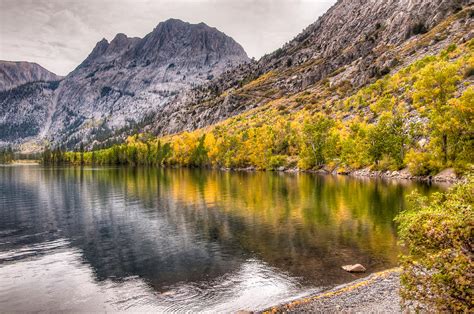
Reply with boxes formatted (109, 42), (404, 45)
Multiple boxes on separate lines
(221, 166), (463, 185)
(3, 161), (464, 184)
(259, 268), (402, 313)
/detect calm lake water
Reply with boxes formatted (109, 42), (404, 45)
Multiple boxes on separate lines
(0, 165), (441, 312)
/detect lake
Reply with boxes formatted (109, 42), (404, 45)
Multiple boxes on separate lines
(0, 165), (440, 312)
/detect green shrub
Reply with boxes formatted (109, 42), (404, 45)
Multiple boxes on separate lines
(376, 154), (399, 171)
(411, 23), (427, 35)
(446, 43), (457, 53)
(404, 149), (441, 176)
(395, 176), (473, 312)
(268, 155), (287, 170)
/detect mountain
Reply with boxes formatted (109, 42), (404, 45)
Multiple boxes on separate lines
(1, 0), (472, 152)
(0, 61), (61, 91)
(65, 0), (472, 177)
(0, 19), (249, 150)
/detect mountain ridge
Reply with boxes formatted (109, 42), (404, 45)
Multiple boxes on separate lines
(0, 61), (62, 92)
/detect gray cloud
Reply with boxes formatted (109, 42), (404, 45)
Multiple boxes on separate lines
(0, 0), (335, 76)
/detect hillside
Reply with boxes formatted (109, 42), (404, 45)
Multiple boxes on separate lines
(139, 0), (472, 137)
(0, 81), (58, 145)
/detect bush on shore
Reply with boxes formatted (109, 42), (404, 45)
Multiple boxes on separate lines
(396, 175), (473, 312)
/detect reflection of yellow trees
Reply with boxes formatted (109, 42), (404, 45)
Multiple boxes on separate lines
(159, 170), (436, 283)
(61, 168), (440, 271)
(48, 167), (445, 285)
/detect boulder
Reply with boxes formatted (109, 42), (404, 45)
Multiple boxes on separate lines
(433, 168), (457, 183)
(342, 264), (366, 273)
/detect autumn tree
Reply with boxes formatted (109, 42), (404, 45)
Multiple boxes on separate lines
(413, 60), (460, 165)
(298, 113), (335, 169)
(367, 112), (406, 170)
(189, 135), (209, 167)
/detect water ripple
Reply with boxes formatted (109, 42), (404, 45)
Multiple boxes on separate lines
(0, 238), (70, 263)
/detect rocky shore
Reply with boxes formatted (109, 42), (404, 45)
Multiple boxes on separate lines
(346, 167), (462, 184)
(261, 268), (402, 313)
(222, 166), (464, 184)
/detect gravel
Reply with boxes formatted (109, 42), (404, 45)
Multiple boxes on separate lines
(263, 268), (402, 313)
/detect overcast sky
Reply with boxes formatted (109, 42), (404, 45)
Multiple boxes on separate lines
(0, 0), (335, 76)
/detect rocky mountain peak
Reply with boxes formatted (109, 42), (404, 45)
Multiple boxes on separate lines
(109, 33), (139, 52)
(0, 61), (62, 91)
(130, 18), (248, 66)
(79, 34), (140, 68)
(78, 19), (248, 71)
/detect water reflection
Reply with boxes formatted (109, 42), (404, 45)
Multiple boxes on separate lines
(0, 166), (440, 311)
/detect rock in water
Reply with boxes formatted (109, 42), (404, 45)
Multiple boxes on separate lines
(342, 264), (366, 273)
